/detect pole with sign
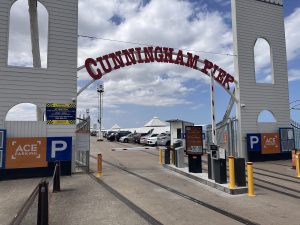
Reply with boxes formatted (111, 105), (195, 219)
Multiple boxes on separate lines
(97, 84), (104, 141)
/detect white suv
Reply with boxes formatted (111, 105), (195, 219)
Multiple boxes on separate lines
(146, 134), (159, 146)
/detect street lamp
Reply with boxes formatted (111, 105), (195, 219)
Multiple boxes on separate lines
(97, 84), (104, 141)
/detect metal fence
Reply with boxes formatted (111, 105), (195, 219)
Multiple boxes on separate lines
(75, 117), (90, 173)
(291, 120), (300, 149)
(206, 118), (239, 157)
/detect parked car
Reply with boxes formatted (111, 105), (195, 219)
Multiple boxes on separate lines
(119, 133), (134, 143)
(90, 131), (97, 136)
(106, 131), (116, 139)
(115, 131), (131, 141)
(133, 133), (148, 143)
(107, 131), (117, 141)
(157, 133), (171, 146)
(140, 133), (158, 145)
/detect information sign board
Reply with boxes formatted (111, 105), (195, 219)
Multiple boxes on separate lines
(185, 126), (203, 155)
(5, 137), (48, 169)
(46, 103), (76, 125)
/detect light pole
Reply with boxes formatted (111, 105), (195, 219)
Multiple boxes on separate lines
(97, 84), (104, 141)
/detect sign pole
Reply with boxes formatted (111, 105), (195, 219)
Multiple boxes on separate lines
(97, 84), (104, 141)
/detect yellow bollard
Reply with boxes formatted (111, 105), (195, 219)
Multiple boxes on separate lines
(159, 149), (163, 165)
(296, 153), (300, 178)
(228, 156), (236, 189)
(247, 162), (255, 197)
(170, 148), (174, 164)
(97, 153), (102, 177)
(171, 149), (175, 164)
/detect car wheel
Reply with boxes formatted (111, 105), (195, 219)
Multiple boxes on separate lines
(124, 139), (128, 143)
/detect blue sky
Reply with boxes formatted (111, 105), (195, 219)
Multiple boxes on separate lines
(75, 0), (300, 129)
(6, 0), (300, 128)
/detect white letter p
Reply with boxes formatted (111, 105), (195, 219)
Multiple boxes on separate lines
(250, 136), (259, 149)
(51, 141), (67, 158)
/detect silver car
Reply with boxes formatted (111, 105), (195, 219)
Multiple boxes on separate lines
(157, 133), (171, 146)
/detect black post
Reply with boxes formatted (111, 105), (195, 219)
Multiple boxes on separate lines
(53, 161), (61, 192)
(234, 158), (246, 187)
(164, 147), (170, 164)
(208, 153), (212, 179)
(37, 181), (49, 225)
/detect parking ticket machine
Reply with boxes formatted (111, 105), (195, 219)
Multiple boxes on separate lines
(213, 146), (227, 184)
(208, 145), (218, 179)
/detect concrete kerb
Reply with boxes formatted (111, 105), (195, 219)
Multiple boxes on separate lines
(163, 164), (247, 195)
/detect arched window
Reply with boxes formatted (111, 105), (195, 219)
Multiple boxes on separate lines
(254, 38), (273, 84)
(5, 103), (43, 121)
(257, 110), (277, 123)
(8, 0), (48, 68)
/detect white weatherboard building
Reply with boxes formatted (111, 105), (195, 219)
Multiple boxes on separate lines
(232, 0), (290, 158)
(0, 0), (78, 175)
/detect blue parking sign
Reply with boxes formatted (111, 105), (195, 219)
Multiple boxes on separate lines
(247, 134), (261, 152)
(47, 137), (72, 162)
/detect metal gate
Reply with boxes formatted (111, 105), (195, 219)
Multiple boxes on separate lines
(75, 117), (90, 172)
(206, 118), (238, 157)
(291, 120), (300, 149)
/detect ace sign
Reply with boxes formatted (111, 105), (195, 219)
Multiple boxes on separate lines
(5, 137), (47, 169)
(261, 133), (280, 154)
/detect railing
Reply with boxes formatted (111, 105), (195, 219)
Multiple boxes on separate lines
(76, 116), (90, 173)
(291, 120), (300, 149)
(206, 118), (238, 157)
(9, 162), (61, 225)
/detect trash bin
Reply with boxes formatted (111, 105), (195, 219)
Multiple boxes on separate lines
(213, 159), (227, 184)
(234, 158), (246, 186)
(175, 147), (185, 168)
(212, 147), (227, 184)
(164, 147), (170, 164)
(188, 154), (202, 173)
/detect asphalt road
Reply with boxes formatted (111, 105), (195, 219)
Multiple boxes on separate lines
(1, 138), (299, 225)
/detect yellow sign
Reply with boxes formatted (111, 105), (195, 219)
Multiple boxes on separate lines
(5, 137), (48, 169)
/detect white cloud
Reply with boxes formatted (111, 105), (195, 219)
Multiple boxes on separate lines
(77, 0), (234, 116)
(5, 103), (38, 121)
(285, 8), (300, 61)
(288, 69), (300, 82)
(8, 0), (48, 68)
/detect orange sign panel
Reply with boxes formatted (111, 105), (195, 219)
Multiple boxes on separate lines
(261, 133), (280, 154)
(5, 137), (48, 169)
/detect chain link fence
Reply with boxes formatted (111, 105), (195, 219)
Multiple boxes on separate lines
(206, 118), (238, 157)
